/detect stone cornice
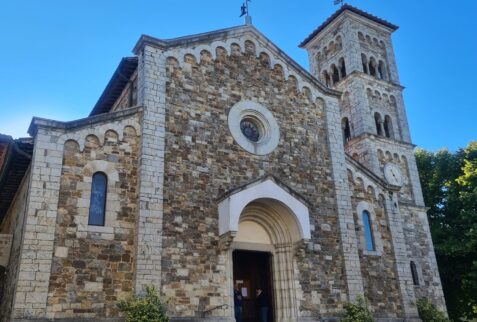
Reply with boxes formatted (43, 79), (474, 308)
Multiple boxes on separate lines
(299, 4), (398, 48)
(28, 106), (143, 137)
(335, 70), (405, 91)
(132, 24), (342, 99)
(346, 132), (416, 149)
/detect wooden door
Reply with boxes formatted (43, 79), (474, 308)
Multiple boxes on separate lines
(233, 250), (274, 322)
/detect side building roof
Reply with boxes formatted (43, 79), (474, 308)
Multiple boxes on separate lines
(0, 135), (33, 224)
(89, 57), (138, 116)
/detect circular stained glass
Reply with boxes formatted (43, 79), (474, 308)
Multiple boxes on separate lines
(240, 119), (260, 142)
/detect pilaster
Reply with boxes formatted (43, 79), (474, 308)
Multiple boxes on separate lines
(324, 98), (364, 300)
(134, 44), (167, 293)
(394, 92), (412, 144)
(384, 194), (419, 319)
(12, 128), (63, 319)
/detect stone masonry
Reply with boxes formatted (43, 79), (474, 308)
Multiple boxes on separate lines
(0, 5), (447, 322)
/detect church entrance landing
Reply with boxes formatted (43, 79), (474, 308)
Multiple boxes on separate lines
(233, 250), (274, 322)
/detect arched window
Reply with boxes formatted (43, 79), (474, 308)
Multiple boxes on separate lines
(332, 64), (340, 84)
(362, 210), (375, 251)
(323, 71), (331, 87)
(410, 261), (419, 285)
(378, 61), (386, 80)
(384, 115), (393, 138)
(374, 112), (383, 136)
(342, 117), (351, 144)
(369, 58), (377, 77)
(361, 54), (368, 74)
(339, 58), (347, 78)
(88, 172), (108, 226)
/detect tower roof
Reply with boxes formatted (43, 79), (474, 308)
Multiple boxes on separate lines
(299, 4), (398, 48)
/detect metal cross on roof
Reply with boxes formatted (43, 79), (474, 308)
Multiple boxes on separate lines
(240, 0), (252, 25)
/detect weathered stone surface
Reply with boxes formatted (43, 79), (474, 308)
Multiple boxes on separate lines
(161, 42), (346, 318)
(45, 118), (141, 319)
(0, 5), (446, 322)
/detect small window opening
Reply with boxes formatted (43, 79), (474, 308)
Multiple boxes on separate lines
(323, 71), (331, 87)
(339, 58), (347, 78)
(374, 113), (383, 136)
(88, 172), (108, 226)
(369, 59), (377, 77)
(332, 65), (340, 84)
(362, 210), (375, 251)
(361, 54), (368, 74)
(384, 115), (393, 138)
(410, 261), (419, 285)
(377, 61), (385, 80)
(128, 77), (138, 107)
(342, 117), (351, 144)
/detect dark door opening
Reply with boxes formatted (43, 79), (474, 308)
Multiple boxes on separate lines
(233, 250), (274, 322)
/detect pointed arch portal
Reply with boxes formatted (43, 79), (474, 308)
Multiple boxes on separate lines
(218, 179), (311, 322)
(218, 179), (310, 240)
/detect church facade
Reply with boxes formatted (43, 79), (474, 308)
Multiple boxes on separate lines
(0, 5), (446, 322)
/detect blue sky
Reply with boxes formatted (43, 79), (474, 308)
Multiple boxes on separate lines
(0, 0), (475, 151)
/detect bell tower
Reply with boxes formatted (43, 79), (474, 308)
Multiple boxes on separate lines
(300, 4), (448, 314)
(299, 4), (419, 203)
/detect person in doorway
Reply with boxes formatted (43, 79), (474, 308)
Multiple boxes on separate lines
(256, 288), (268, 322)
(234, 282), (243, 322)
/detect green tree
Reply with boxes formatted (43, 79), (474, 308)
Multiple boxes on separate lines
(416, 298), (450, 322)
(117, 285), (169, 322)
(416, 142), (477, 321)
(341, 295), (374, 322)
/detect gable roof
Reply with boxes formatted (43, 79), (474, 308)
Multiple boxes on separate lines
(299, 4), (398, 48)
(90, 23), (345, 117)
(133, 24), (341, 98)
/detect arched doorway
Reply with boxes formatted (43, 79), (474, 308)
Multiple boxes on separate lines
(218, 178), (310, 322)
(231, 199), (304, 322)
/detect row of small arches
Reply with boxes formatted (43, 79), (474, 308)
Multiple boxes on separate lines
(163, 38), (327, 102)
(358, 32), (386, 50)
(366, 88), (397, 106)
(377, 149), (408, 165)
(322, 57), (347, 87)
(315, 35), (343, 60)
(361, 54), (388, 81)
(341, 112), (397, 143)
(347, 167), (386, 200)
(63, 126), (138, 153)
(374, 112), (394, 138)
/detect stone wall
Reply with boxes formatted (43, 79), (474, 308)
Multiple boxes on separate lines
(347, 172), (403, 317)
(0, 169), (30, 322)
(401, 206), (447, 311)
(46, 123), (140, 319)
(161, 42), (348, 318)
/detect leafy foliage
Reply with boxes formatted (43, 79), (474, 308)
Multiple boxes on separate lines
(416, 298), (450, 322)
(341, 295), (374, 322)
(416, 142), (477, 321)
(117, 285), (169, 322)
